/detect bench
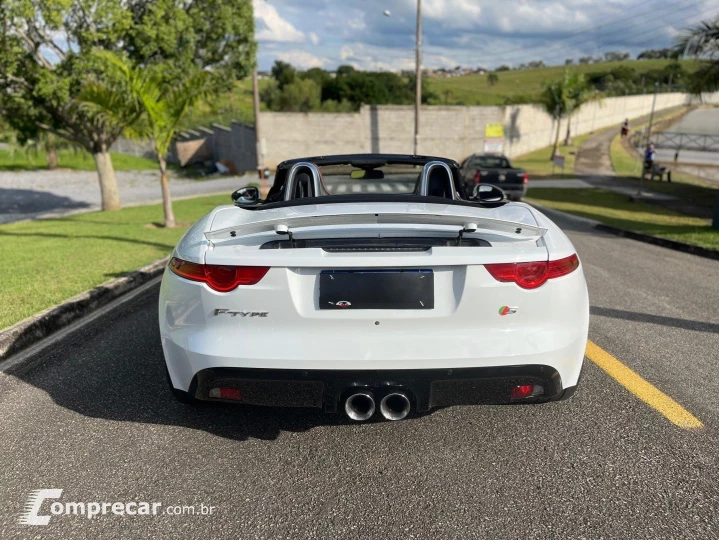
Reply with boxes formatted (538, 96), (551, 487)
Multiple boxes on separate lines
(642, 161), (672, 182)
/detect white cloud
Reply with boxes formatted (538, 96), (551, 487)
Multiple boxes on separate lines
(277, 50), (328, 69)
(254, 0), (305, 43)
(256, 0), (712, 71)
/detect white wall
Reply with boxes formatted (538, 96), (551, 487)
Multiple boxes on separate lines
(255, 92), (719, 168)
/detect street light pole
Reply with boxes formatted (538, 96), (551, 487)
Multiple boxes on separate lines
(252, 67), (266, 196)
(414, 0), (422, 155)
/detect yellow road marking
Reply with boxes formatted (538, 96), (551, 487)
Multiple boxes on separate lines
(585, 340), (703, 430)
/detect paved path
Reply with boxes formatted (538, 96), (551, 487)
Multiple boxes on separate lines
(0, 169), (254, 224)
(1, 209), (718, 539)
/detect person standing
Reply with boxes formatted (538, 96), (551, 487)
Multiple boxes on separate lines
(643, 142), (656, 178)
(621, 118), (630, 138)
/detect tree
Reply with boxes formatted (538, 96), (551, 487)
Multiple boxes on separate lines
(0, 0), (254, 211)
(271, 61), (297, 90)
(537, 72), (574, 159)
(487, 73), (499, 87)
(79, 51), (215, 228)
(563, 73), (599, 145)
(675, 18), (719, 94)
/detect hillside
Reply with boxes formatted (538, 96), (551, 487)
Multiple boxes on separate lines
(427, 59), (698, 106)
(181, 59), (699, 129)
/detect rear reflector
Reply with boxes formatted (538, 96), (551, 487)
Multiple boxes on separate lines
(169, 257), (269, 292)
(511, 384), (543, 400)
(485, 254), (579, 289)
(209, 387), (242, 401)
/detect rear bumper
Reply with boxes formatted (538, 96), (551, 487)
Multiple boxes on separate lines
(186, 365), (577, 412)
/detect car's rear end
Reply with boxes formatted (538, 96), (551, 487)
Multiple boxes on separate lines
(462, 155), (528, 201)
(159, 201), (588, 420)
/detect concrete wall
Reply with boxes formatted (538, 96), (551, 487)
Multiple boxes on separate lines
(173, 121), (257, 173)
(259, 92), (719, 168)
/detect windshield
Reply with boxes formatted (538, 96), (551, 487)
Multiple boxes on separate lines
(472, 156), (511, 168)
(319, 163), (422, 194)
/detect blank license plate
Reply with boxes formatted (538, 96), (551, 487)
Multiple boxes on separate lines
(319, 269), (434, 310)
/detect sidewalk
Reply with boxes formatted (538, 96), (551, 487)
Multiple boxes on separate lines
(0, 169), (256, 224)
(571, 108), (714, 218)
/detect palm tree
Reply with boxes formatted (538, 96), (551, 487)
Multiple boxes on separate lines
(563, 73), (599, 145)
(79, 51), (213, 228)
(537, 76), (572, 160)
(675, 18), (719, 94)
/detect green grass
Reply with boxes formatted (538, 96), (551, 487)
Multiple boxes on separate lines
(0, 194), (229, 330)
(512, 132), (593, 178)
(610, 129), (719, 211)
(526, 188), (719, 250)
(427, 59), (698, 106)
(0, 148), (160, 172)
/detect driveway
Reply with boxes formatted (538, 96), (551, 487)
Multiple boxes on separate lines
(0, 169), (254, 224)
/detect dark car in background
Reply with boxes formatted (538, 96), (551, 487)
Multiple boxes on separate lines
(460, 154), (528, 201)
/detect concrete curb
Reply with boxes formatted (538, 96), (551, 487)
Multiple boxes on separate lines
(530, 201), (719, 262)
(0, 256), (169, 361)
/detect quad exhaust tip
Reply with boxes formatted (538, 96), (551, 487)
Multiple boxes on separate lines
(345, 391), (375, 421)
(380, 392), (411, 421)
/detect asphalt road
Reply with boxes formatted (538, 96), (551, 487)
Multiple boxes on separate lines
(657, 108), (719, 167)
(2, 209), (719, 538)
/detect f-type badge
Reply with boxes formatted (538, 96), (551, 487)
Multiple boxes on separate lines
(214, 309), (268, 317)
(498, 306), (518, 316)
(335, 301), (352, 308)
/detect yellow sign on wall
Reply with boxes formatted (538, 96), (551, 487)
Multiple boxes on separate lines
(485, 124), (504, 138)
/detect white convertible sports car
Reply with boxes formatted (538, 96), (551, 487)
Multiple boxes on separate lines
(159, 154), (588, 421)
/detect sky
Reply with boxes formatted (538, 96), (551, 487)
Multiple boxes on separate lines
(254, 0), (719, 71)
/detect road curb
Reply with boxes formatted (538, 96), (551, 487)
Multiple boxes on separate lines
(530, 201), (719, 262)
(0, 256), (169, 361)
(593, 223), (719, 261)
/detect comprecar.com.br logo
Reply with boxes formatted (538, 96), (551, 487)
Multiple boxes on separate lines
(19, 489), (216, 526)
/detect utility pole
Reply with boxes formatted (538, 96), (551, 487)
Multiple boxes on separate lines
(414, 0), (422, 156)
(638, 82), (659, 197)
(252, 67), (266, 196)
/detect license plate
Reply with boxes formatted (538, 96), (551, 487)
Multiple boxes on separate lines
(319, 269), (434, 310)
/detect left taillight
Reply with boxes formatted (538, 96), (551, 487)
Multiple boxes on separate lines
(169, 257), (269, 292)
(485, 254), (579, 289)
(522, 172), (529, 185)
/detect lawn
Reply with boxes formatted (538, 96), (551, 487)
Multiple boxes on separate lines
(526, 188), (719, 250)
(512, 132), (593, 178)
(0, 148), (160, 172)
(609, 129), (719, 212)
(0, 194), (228, 330)
(427, 59), (698, 106)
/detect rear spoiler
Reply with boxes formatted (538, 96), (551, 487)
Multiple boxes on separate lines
(205, 213), (547, 244)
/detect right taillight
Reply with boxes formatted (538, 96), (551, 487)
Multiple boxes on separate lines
(485, 254), (579, 289)
(522, 172), (529, 185)
(473, 171), (481, 184)
(169, 257), (269, 292)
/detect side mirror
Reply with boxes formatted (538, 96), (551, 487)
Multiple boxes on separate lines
(472, 184), (506, 203)
(231, 186), (260, 205)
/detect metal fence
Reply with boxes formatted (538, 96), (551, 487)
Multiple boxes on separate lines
(653, 132), (719, 152)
